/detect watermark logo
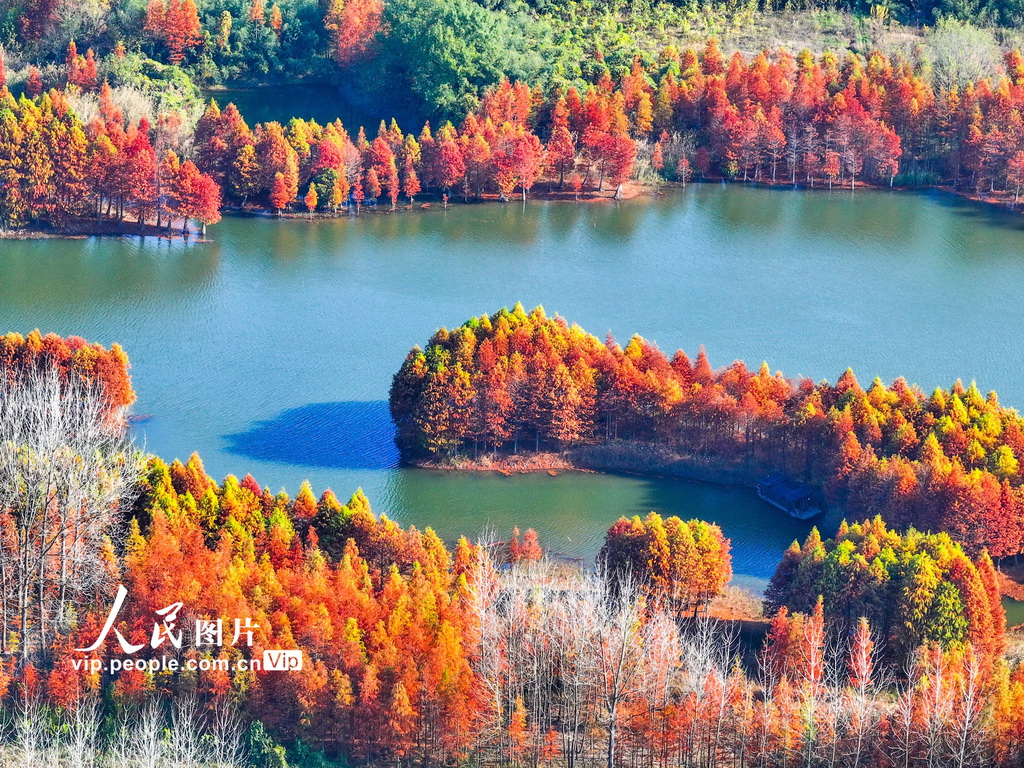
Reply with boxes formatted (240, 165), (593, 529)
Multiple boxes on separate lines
(263, 650), (303, 671)
(71, 585), (300, 673)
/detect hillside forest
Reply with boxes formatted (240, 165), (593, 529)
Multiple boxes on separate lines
(8, 0), (1024, 233)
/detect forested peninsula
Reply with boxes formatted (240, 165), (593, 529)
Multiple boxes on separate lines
(391, 304), (1024, 558)
(2, 328), (1024, 767)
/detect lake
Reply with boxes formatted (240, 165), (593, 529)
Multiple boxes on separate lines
(3, 184), (1024, 591)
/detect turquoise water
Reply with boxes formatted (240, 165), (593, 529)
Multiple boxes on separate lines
(3, 185), (1023, 588)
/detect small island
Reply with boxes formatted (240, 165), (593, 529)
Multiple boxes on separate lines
(390, 304), (1024, 558)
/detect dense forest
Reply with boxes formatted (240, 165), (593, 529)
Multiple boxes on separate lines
(0, 329), (134, 414)
(766, 517), (1006, 664)
(390, 305), (1024, 558)
(5, 332), (1024, 766)
(10, 0), (1024, 232)
(4, 0), (1024, 102)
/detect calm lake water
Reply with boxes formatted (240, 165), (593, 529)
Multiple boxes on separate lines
(3, 185), (1024, 590)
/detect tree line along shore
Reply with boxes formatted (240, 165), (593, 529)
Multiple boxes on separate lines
(12, 35), (1024, 237)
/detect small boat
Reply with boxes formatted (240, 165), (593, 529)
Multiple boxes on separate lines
(756, 473), (823, 520)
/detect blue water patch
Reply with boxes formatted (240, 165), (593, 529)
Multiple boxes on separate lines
(224, 401), (400, 470)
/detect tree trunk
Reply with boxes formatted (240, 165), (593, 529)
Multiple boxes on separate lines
(606, 725), (616, 768)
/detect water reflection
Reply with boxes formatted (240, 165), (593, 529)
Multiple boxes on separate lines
(0, 236), (219, 308)
(926, 187), (1024, 232)
(376, 464), (825, 582)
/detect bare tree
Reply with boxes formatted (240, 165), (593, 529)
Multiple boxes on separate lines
(209, 698), (246, 768)
(890, 654), (923, 768)
(169, 695), (207, 768)
(920, 644), (956, 768)
(593, 573), (659, 768)
(12, 690), (51, 768)
(549, 572), (601, 768)
(129, 697), (168, 768)
(465, 535), (509, 763)
(950, 646), (989, 768)
(63, 694), (101, 768)
(0, 365), (142, 659)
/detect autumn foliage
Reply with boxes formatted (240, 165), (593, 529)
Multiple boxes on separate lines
(766, 517), (1006, 664)
(0, 86), (220, 233)
(0, 330), (135, 415)
(187, 83), (557, 216)
(14, 458), (1024, 766)
(58, 453), (482, 760)
(15, 38), (1024, 233)
(391, 305), (1024, 557)
(1, 329), (1024, 763)
(144, 0), (203, 64)
(599, 512), (731, 615)
(324, 0), (384, 65)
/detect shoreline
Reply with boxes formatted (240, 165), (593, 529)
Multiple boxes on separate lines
(0, 219), (211, 242)
(999, 563), (1024, 602)
(4, 180), (1020, 241)
(413, 443), (768, 487)
(414, 448), (1024, 605)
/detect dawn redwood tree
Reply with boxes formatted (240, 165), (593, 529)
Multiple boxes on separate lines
(650, 142), (664, 174)
(508, 527), (542, 563)
(269, 172), (289, 213)
(14, 43), (1024, 240)
(324, 0), (384, 65)
(600, 513), (731, 615)
(364, 167), (381, 201)
(436, 130), (466, 193)
(168, 159), (221, 235)
(547, 98), (576, 187)
(370, 137), (399, 208)
(393, 306), (1024, 559)
(401, 156), (420, 202)
(824, 151), (840, 188)
(676, 156), (691, 184)
(230, 143), (261, 204)
(269, 3), (283, 36)
(512, 129), (544, 201)
(766, 518), (1005, 665)
(1009, 151), (1024, 204)
(26, 68), (43, 98)
(145, 0), (202, 64)
(249, 0), (265, 24)
(607, 133), (637, 199)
